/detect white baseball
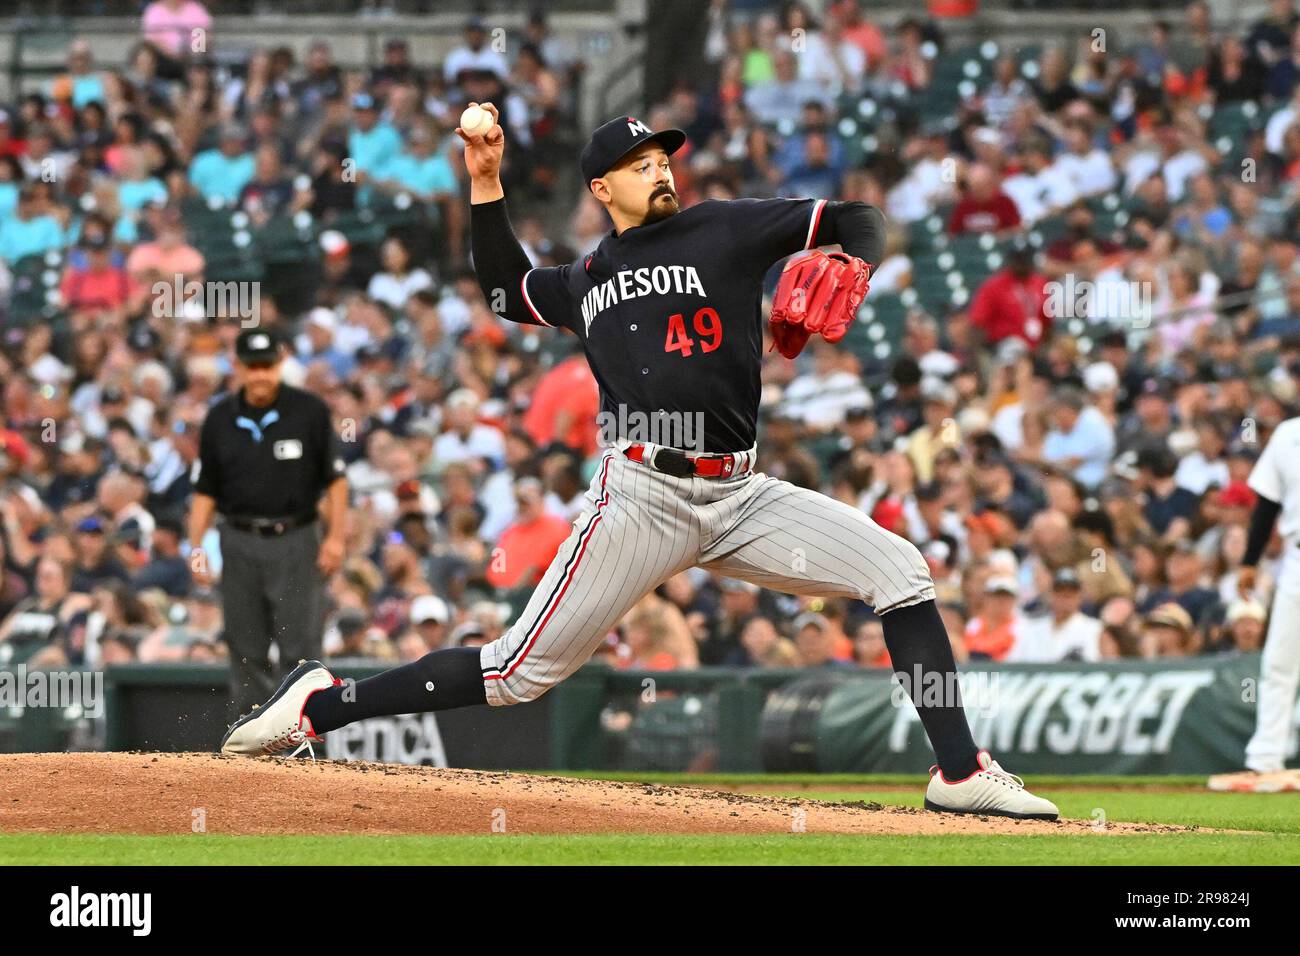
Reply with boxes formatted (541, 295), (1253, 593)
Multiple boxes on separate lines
(460, 105), (493, 136)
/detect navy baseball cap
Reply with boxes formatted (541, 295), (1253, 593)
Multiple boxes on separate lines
(235, 329), (280, 364)
(579, 115), (686, 186)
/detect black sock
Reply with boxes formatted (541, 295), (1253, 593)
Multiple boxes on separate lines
(304, 647), (488, 734)
(879, 599), (980, 780)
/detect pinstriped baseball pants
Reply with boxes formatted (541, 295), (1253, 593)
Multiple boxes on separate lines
(479, 448), (935, 706)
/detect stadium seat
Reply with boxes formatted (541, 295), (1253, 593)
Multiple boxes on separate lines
(254, 212), (320, 266)
(327, 208), (387, 249)
(908, 214), (948, 254)
(807, 432), (847, 473)
(1208, 102), (1265, 166)
(7, 251), (64, 323)
(199, 231), (265, 284)
(854, 291), (909, 358)
(1031, 216), (1068, 246)
(1013, 45), (1044, 75)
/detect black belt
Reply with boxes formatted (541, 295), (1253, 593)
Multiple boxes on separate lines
(223, 513), (317, 536)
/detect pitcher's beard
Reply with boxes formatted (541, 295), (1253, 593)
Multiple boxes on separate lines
(642, 190), (680, 225)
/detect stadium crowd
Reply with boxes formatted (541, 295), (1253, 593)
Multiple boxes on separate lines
(0, 0), (1298, 678)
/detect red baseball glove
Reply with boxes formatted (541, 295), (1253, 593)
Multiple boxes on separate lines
(768, 250), (872, 359)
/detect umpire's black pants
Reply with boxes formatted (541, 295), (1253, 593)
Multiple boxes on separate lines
(219, 521), (325, 715)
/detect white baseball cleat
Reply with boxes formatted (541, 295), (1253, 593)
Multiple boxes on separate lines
(220, 659), (340, 757)
(1207, 769), (1300, 793)
(924, 750), (1060, 820)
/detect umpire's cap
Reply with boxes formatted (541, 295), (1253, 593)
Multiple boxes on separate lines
(235, 328), (280, 365)
(580, 115), (685, 186)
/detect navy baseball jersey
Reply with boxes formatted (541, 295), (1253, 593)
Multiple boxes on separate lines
(474, 196), (882, 453)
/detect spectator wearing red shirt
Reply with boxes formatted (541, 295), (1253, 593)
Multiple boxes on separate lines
(522, 353), (600, 457)
(966, 576), (1026, 660)
(833, 0), (888, 67)
(948, 163), (1022, 236)
(853, 617), (891, 668)
(485, 477), (572, 591)
(0, 111), (25, 160)
(968, 240), (1050, 347)
(60, 234), (133, 320)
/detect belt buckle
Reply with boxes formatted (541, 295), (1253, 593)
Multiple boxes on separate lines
(653, 449), (695, 479)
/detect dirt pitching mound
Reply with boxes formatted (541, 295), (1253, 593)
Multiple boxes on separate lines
(0, 753), (1193, 837)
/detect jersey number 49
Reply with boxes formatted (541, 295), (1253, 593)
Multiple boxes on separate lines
(664, 308), (722, 357)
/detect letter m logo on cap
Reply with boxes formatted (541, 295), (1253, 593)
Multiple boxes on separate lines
(627, 117), (651, 137)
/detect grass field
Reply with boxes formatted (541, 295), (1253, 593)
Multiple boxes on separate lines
(4, 772), (1298, 865)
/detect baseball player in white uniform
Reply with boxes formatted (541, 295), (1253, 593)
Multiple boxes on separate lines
(220, 106), (1059, 820)
(1209, 416), (1300, 792)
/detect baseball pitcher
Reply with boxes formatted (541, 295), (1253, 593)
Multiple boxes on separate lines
(222, 106), (1058, 819)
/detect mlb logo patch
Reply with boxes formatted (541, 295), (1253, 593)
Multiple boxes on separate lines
(273, 439), (303, 460)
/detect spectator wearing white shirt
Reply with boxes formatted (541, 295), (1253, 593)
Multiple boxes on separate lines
(1082, 360), (1120, 426)
(1051, 121), (1117, 198)
(867, 224), (913, 293)
(334, 295), (377, 358)
(99, 470), (156, 563)
(444, 18), (509, 85)
(541, 451), (587, 523)
(434, 388), (506, 476)
(782, 339), (873, 431)
(1008, 568), (1102, 662)
(429, 273), (479, 341)
(367, 236), (433, 312)
(887, 125), (957, 223)
(20, 124), (76, 184)
(347, 429), (400, 498)
(786, 7), (866, 97)
(1265, 82), (1300, 157)
(1122, 114), (1208, 202)
(981, 57), (1032, 132)
(903, 313), (960, 379)
(1003, 139), (1077, 224)
(1175, 417), (1231, 495)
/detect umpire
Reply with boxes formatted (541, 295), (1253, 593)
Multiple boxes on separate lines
(188, 328), (348, 714)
